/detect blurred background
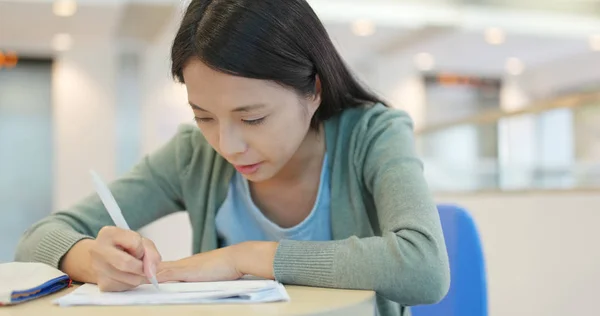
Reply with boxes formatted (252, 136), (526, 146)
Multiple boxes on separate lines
(1, 0), (599, 315)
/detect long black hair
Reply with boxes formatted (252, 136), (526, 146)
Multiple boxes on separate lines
(171, 0), (388, 129)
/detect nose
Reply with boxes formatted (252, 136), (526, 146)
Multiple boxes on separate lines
(219, 124), (247, 157)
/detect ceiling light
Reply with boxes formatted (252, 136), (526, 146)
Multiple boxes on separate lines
(351, 19), (376, 37)
(414, 52), (435, 71)
(52, 33), (73, 52)
(505, 57), (524, 75)
(590, 34), (600, 51)
(485, 27), (505, 45)
(53, 0), (77, 17)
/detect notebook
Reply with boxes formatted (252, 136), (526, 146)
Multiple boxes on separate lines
(0, 262), (72, 306)
(54, 279), (290, 307)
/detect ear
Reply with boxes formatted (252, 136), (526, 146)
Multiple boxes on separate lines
(307, 74), (322, 115)
(314, 74), (322, 104)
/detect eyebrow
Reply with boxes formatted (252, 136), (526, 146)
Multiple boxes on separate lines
(189, 102), (266, 113)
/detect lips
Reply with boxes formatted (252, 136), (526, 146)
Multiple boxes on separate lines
(233, 162), (263, 175)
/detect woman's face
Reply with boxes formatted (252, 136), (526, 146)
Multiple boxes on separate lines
(182, 58), (321, 183)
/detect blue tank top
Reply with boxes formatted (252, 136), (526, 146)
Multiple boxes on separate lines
(215, 154), (331, 247)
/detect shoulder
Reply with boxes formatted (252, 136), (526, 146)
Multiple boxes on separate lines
(173, 123), (209, 151)
(325, 102), (422, 197)
(330, 102), (416, 148)
(168, 124), (206, 160)
(354, 103), (413, 130)
(326, 103), (420, 179)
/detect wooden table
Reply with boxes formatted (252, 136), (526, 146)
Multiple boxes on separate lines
(0, 285), (375, 316)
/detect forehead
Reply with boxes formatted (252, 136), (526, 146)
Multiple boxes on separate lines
(182, 58), (293, 106)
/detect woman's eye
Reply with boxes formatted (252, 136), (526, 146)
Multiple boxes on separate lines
(243, 117), (266, 126)
(194, 117), (214, 123)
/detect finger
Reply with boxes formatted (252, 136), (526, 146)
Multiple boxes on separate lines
(93, 258), (147, 287)
(141, 238), (162, 281)
(97, 274), (139, 292)
(112, 230), (145, 260)
(95, 244), (145, 276)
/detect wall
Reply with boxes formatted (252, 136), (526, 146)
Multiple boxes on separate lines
(436, 191), (600, 316)
(0, 40), (120, 258)
(115, 52), (143, 175)
(136, 10), (194, 261)
(0, 60), (53, 261)
(52, 42), (118, 210)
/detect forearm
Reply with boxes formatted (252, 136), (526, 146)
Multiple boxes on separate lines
(14, 216), (96, 269)
(233, 241), (278, 280)
(60, 239), (98, 284)
(273, 235), (449, 306)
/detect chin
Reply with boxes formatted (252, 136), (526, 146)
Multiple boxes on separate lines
(241, 174), (269, 183)
(239, 169), (272, 183)
(241, 170), (270, 182)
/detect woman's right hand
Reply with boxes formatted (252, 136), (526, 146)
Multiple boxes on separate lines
(61, 226), (162, 292)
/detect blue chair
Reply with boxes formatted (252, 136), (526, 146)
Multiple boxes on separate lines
(411, 204), (488, 316)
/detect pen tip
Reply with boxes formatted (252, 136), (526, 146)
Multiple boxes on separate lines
(150, 276), (160, 290)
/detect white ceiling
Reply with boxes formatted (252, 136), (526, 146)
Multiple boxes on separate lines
(385, 29), (591, 75)
(1, 0), (599, 76)
(0, 1), (123, 56)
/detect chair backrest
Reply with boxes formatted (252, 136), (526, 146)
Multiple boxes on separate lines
(411, 204), (488, 316)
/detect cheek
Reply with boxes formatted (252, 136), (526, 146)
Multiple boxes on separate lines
(197, 126), (222, 154)
(263, 107), (310, 154)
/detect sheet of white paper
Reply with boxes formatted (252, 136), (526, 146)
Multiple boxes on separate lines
(54, 280), (290, 307)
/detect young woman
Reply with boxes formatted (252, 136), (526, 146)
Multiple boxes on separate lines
(15, 0), (450, 315)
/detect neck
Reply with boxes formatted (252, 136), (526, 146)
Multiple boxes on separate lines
(267, 125), (326, 186)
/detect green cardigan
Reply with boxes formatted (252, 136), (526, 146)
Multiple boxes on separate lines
(15, 103), (450, 316)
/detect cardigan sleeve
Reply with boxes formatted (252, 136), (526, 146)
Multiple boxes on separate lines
(273, 106), (450, 306)
(14, 125), (197, 269)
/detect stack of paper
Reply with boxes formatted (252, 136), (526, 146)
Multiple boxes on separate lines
(54, 279), (290, 307)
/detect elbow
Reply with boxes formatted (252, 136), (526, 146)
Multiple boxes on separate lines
(387, 242), (451, 305)
(402, 258), (450, 306)
(14, 240), (30, 263)
(415, 242), (451, 305)
(417, 261), (450, 304)
(382, 258), (450, 306)
(14, 228), (36, 262)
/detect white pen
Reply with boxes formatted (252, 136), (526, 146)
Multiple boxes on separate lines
(89, 170), (160, 290)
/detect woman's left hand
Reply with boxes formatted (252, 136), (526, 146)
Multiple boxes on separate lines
(156, 241), (278, 283)
(156, 246), (243, 282)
